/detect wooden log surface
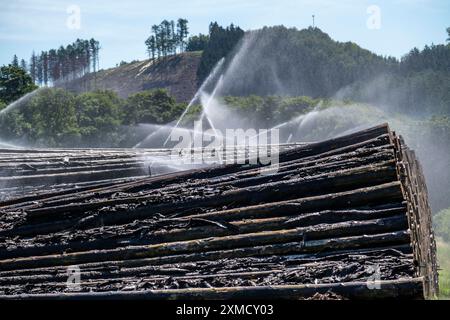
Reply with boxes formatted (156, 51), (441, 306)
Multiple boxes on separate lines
(0, 123), (437, 299)
(0, 278), (424, 300)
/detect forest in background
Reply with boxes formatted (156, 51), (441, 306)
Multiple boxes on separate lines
(2, 24), (449, 145)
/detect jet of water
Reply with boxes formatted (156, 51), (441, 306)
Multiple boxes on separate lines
(199, 75), (225, 138)
(162, 58), (225, 147)
(133, 122), (176, 148)
(135, 123), (232, 148)
(0, 140), (21, 149)
(0, 88), (42, 115)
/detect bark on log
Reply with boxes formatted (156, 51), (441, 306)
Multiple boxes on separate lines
(0, 230), (410, 271)
(0, 278), (424, 300)
(0, 214), (407, 259)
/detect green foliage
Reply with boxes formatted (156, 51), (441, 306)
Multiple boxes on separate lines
(186, 34), (209, 52)
(275, 96), (318, 122)
(11, 55), (19, 67)
(434, 208), (450, 242)
(0, 88), (186, 147)
(223, 95), (320, 127)
(24, 88), (80, 146)
(145, 18), (189, 59)
(217, 26), (395, 98)
(124, 89), (185, 125)
(76, 90), (123, 146)
(213, 26), (449, 116)
(23, 38), (100, 86)
(0, 109), (30, 140)
(0, 65), (37, 104)
(197, 22), (244, 84)
(401, 44), (450, 74)
(437, 240), (450, 299)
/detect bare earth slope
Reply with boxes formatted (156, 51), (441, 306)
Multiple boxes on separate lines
(60, 51), (201, 102)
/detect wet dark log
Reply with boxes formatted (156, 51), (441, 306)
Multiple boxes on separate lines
(0, 248), (415, 286)
(0, 182), (404, 238)
(0, 124), (438, 299)
(0, 214), (407, 259)
(0, 278), (424, 300)
(0, 176), (142, 208)
(0, 245), (413, 283)
(2, 147), (393, 213)
(0, 230), (410, 271)
(22, 163), (398, 228)
(0, 167), (148, 188)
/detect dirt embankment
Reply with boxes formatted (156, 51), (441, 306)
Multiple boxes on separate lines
(60, 51), (202, 102)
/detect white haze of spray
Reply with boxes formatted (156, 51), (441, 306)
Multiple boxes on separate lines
(0, 88), (44, 149)
(136, 123), (235, 149)
(214, 31), (257, 98)
(133, 122), (177, 148)
(59, 28), (446, 213)
(331, 71), (450, 212)
(288, 102), (450, 213)
(186, 29), (450, 212)
(0, 88), (42, 115)
(141, 31), (301, 150)
(0, 140), (21, 149)
(161, 57), (225, 147)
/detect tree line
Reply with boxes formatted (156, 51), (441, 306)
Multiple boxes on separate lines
(10, 38), (100, 86)
(0, 87), (186, 147)
(190, 24), (450, 116)
(0, 64), (37, 105)
(196, 22), (244, 84)
(145, 18), (189, 59)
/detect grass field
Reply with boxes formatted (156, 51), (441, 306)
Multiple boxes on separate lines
(437, 239), (450, 299)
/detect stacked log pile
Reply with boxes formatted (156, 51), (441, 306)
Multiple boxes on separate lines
(0, 124), (438, 299)
(0, 145), (302, 201)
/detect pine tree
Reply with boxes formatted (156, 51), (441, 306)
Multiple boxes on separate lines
(42, 51), (49, 86)
(89, 38), (100, 72)
(48, 49), (58, 83)
(36, 53), (44, 85)
(84, 39), (91, 74)
(27, 38), (99, 85)
(177, 18), (189, 52)
(11, 55), (19, 67)
(161, 20), (171, 57)
(186, 34), (209, 52)
(171, 20), (177, 55)
(145, 35), (156, 59)
(30, 51), (37, 84)
(57, 46), (66, 81)
(20, 59), (27, 72)
(146, 18), (189, 58)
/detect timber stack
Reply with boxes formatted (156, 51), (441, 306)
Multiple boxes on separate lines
(0, 123), (438, 299)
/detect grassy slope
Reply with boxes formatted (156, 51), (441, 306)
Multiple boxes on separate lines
(438, 239), (450, 299)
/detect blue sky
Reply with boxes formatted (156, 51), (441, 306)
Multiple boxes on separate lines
(1, 0), (449, 69)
